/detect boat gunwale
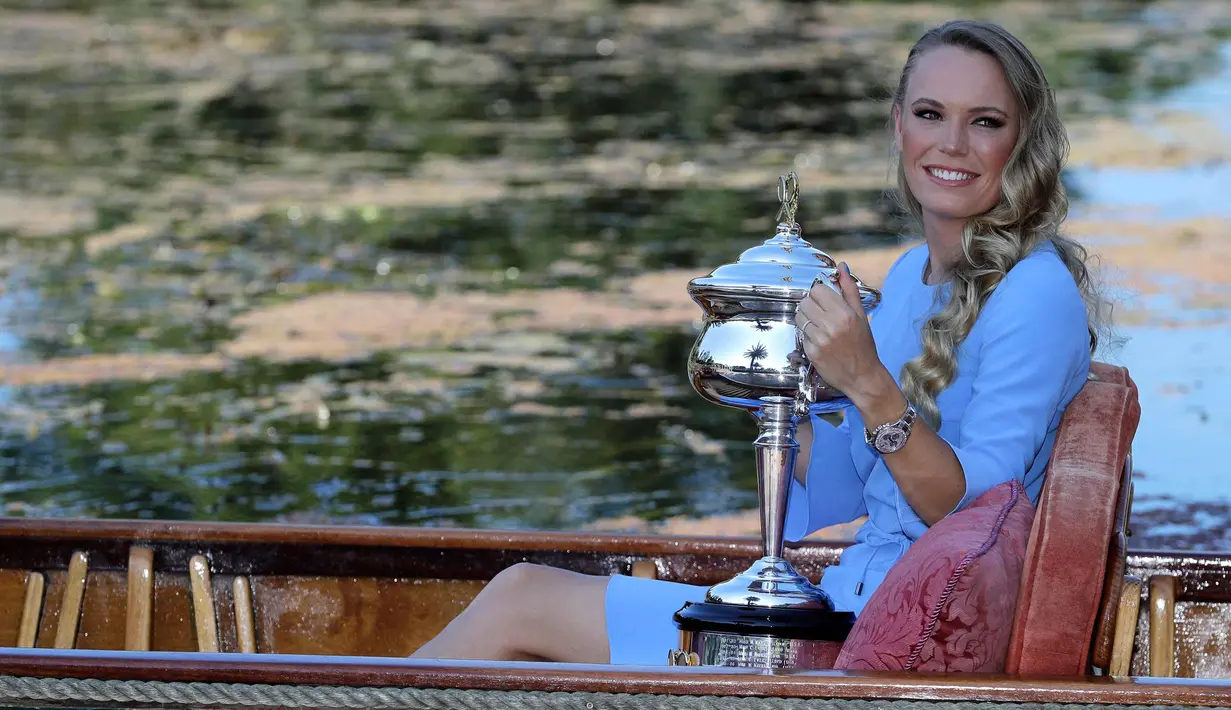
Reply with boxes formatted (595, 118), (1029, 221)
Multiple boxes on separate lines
(0, 648), (1230, 706)
(0, 517), (1212, 564)
(0, 517), (793, 554)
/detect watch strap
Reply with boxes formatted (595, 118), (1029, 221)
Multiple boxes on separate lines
(864, 403), (917, 448)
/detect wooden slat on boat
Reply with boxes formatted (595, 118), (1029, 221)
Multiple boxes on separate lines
(1110, 575), (1142, 677)
(188, 555), (219, 653)
(1150, 574), (1181, 677)
(125, 547), (153, 652)
(232, 577), (256, 654)
(53, 551), (88, 649)
(17, 571), (44, 648)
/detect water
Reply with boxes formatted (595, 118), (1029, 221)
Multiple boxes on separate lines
(1077, 164), (1231, 220)
(0, 0), (1229, 550)
(1071, 32), (1231, 548)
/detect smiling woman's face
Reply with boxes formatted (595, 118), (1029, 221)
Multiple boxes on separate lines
(895, 45), (1021, 228)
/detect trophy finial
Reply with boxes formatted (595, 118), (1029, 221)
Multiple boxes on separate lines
(776, 171), (800, 227)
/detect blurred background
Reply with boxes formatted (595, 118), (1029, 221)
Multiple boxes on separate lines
(0, 0), (1227, 551)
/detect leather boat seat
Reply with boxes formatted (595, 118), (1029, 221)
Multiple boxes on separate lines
(791, 360), (1143, 674)
(1004, 361), (1141, 676)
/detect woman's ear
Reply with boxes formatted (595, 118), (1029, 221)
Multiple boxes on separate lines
(892, 105), (903, 153)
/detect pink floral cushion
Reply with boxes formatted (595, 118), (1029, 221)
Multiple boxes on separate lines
(834, 480), (1035, 672)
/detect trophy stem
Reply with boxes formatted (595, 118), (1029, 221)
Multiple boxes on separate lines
(754, 396), (798, 560)
(672, 390), (853, 667)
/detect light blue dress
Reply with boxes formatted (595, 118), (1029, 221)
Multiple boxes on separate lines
(605, 239), (1093, 665)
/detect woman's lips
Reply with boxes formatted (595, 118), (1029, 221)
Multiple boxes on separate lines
(924, 165), (979, 185)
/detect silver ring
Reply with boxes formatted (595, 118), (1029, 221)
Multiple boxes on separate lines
(801, 318), (815, 334)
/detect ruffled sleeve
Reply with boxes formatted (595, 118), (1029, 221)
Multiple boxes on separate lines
(784, 413), (868, 541)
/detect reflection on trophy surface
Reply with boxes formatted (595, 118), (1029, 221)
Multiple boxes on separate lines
(669, 172), (881, 670)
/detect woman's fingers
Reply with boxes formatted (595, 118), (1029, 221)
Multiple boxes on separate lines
(798, 271), (847, 328)
(796, 266), (864, 364)
(808, 273), (845, 312)
(835, 263), (865, 313)
(795, 295), (824, 337)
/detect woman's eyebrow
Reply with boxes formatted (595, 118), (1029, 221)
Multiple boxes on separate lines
(910, 97), (1009, 117)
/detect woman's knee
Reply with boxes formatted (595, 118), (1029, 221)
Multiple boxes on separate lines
(484, 562), (548, 600)
(473, 563), (612, 662)
(470, 563), (555, 627)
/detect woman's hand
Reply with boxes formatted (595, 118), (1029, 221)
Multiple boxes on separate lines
(795, 262), (964, 526)
(793, 262), (888, 407)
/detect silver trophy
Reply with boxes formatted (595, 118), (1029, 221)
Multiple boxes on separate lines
(669, 172), (881, 670)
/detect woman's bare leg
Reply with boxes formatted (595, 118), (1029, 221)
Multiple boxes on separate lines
(410, 563), (612, 663)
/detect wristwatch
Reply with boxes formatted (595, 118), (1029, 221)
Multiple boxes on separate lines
(864, 403), (917, 454)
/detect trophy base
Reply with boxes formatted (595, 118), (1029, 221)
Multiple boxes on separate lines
(703, 555), (836, 608)
(669, 600), (855, 669)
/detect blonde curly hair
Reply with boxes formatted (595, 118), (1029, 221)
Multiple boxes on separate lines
(891, 20), (1115, 429)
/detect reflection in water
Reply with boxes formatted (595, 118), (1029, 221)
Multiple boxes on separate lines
(1074, 164), (1231, 221)
(0, 332), (759, 528)
(0, 2), (1229, 550)
(0, 187), (901, 363)
(1069, 42), (1231, 221)
(1110, 326), (1231, 498)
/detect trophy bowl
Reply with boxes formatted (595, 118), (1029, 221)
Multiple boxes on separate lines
(686, 221), (881, 416)
(669, 172), (881, 670)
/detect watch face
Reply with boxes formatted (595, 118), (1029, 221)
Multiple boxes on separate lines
(875, 427), (906, 453)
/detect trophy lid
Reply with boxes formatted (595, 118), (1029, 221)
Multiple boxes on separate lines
(687, 173), (880, 316)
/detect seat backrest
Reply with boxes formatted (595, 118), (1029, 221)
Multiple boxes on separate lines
(1004, 361), (1141, 676)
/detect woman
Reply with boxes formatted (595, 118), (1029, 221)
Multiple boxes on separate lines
(411, 19), (1111, 665)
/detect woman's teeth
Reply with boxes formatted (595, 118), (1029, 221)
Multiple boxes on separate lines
(927, 167), (975, 181)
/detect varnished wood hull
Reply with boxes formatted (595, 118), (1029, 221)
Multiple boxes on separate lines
(1, 517), (1230, 709)
(0, 517), (845, 657)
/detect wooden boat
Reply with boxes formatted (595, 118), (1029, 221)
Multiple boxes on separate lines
(1, 362), (1230, 709)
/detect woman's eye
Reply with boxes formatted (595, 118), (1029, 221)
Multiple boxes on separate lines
(974, 116), (1005, 128)
(914, 109), (941, 120)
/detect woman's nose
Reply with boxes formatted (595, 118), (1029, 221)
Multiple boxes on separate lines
(940, 123), (968, 155)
